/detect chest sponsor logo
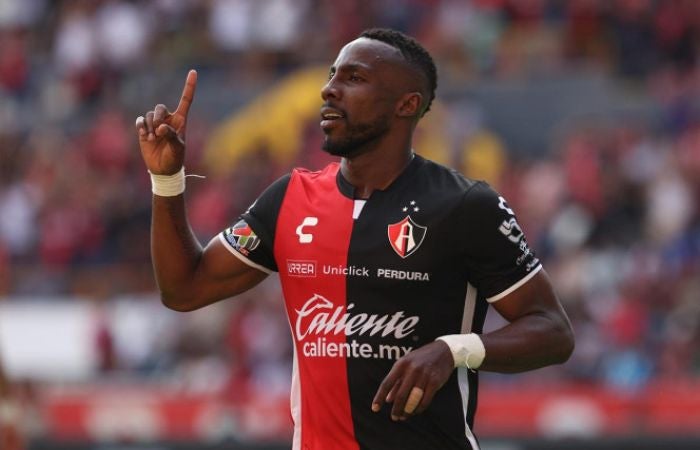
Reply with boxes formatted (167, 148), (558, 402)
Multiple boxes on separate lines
(323, 264), (369, 277)
(387, 215), (427, 258)
(377, 268), (430, 281)
(224, 220), (260, 256)
(294, 294), (418, 360)
(287, 260), (317, 277)
(295, 216), (318, 244)
(295, 294), (418, 340)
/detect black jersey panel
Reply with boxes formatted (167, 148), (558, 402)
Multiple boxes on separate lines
(344, 158), (484, 450)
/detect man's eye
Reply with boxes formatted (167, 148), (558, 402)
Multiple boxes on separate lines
(349, 74), (363, 81)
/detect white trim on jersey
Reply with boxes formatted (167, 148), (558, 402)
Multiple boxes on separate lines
(457, 368), (479, 450)
(290, 343), (302, 450)
(458, 283), (481, 450)
(352, 199), (367, 219)
(217, 233), (274, 274)
(486, 264), (542, 303)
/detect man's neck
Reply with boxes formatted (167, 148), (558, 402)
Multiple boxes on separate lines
(340, 145), (414, 199)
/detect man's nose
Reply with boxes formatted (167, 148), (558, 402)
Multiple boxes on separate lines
(321, 77), (340, 101)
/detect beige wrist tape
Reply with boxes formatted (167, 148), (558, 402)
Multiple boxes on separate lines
(436, 333), (486, 369)
(149, 167), (185, 197)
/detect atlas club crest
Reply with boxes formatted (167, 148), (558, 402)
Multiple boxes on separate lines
(387, 216), (427, 258)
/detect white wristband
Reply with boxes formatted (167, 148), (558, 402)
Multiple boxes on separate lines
(436, 333), (486, 369)
(149, 167), (185, 197)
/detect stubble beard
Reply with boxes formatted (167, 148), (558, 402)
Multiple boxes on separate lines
(322, 118), (391, 158)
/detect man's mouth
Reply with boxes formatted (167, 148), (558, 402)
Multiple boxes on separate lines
(320, 107), (345, 129)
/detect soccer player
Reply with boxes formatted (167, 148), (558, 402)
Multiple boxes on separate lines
(135, 28), (574, 450)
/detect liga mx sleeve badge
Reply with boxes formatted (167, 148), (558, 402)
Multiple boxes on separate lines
(387, 216), (427, 258)
(224, 220), (261, 256)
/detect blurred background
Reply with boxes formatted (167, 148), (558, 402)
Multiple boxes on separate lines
(0, 0), (699, 449)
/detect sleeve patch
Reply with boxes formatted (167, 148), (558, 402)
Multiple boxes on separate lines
(223, 220), (261, 256)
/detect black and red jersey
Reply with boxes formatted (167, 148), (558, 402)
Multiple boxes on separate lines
(219, 154), (541, 450)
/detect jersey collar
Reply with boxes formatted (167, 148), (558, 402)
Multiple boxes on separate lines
(335, 153), (425, 200)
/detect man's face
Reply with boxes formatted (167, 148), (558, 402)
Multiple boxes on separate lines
(320, 38), (407, 157)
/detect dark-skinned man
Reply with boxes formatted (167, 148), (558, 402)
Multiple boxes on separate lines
(135, 28), (574, 450)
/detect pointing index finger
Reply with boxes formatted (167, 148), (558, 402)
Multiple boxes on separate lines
(174, 69), (197, 117)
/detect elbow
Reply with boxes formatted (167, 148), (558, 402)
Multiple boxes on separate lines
(159, 292), (198, 312)
(554, 321), (575, 364)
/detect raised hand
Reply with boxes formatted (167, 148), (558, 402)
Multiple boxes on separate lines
(135, 70), (197, 175)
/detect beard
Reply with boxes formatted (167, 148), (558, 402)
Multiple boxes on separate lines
(322, 115), (391, 158)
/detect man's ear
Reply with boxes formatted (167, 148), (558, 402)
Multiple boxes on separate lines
(396, 92), (424, 118)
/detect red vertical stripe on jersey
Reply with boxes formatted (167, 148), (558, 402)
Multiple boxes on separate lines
(274, 164), (358, 450)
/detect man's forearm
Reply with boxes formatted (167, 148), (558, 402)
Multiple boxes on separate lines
(150, 194), (204, 305)
(479, 311), (575, 373)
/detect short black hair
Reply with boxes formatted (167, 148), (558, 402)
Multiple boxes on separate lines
(359, 28), (437, 116)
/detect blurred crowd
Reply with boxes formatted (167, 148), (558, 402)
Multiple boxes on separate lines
(1, 0), (699, 417)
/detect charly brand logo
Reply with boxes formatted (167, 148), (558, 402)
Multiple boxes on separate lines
(387, 216), (427, 258)
(224, 220), (260, 256)
(294, 294), (419, 341)
(295, 216), (318, 244)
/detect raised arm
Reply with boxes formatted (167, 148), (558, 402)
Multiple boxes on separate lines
(135, 71), (268, 311)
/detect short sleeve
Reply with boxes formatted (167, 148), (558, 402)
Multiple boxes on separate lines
(219, 174), (291, 273)
(458, 182), (541, 302)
